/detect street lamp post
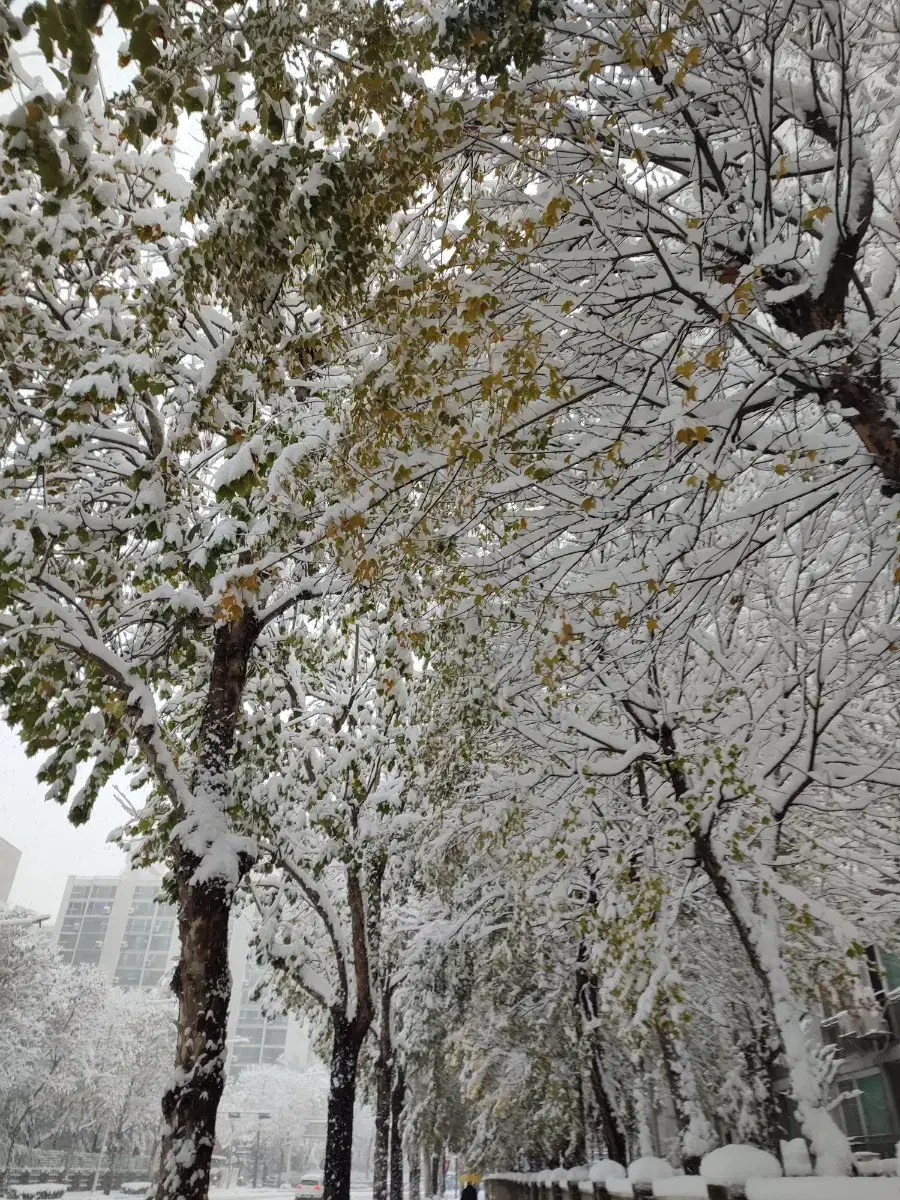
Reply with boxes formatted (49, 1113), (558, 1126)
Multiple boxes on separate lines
(252, 1113), (272, 1188)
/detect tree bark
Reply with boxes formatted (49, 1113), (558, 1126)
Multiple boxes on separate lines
(324, 1014), (366, 1200)
(693, 831), (851, 1174)
(389, 1066), (405, 1200)
(373, 987), (393, 1200)
(574, 965), (629, 1164)
(155, 611), (259, 1200)
(407, 1147), (421, 1200)
(156, 868), (232, 1200)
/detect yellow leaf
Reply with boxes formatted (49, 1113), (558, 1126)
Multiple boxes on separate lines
(647, 618), (659, 633)
(774, 463), (788, 475)
(686, 217), (702, 230)
(806, 449), (817, 462)
(615, 611), (629, 629)
(704, 347), (724, 369)
(581, 496), (597, 512)
(217, 590), (244, 624)
(648, 579), (659, 593)
(894, 567), (900, 584)
(707, 472), (723, 491)
(675, 360), (696, 379)
(808, 205), (832, 223)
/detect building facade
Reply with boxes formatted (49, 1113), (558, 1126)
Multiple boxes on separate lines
(823, 944), (900, 1158)
(52, 868), (312, 1075)
(0, 835), (22, 903)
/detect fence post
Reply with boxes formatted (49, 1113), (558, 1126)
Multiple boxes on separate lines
(592, 1186), (610, 1200)
(706, 1187), (734, 1200)
(632, 1185), (654, 1200)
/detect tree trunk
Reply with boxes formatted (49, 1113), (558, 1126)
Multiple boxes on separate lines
(694, 831), (852, 1175)
(575, 966), (629, 1164)
(156, 869), (232, 1200)
(373, 990), (393, 1200)
(154, 611), (258, 1200)
(324, 1015), (365, 1200)
(657, 1024), (707, 1174)
(429, 1153), (439, 1199)
(407, 1144), (421, 1200)
(389, 1067), (405, 1200)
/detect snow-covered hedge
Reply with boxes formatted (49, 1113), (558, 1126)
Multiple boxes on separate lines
(6, 1185), (67, 1200)
(119, 1182), (153, 1196)
(700, 1145), (782, 1187)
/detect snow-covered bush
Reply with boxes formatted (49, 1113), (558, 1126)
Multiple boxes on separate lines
(627, 1159), (681, 1184)
(700, 1145), (782, 1186)
(120, 1182), (153, 1196)
(590, 1163), (627, 1184)
(6, 1185), (67, 1199)
(781, 1139), (813, 1177)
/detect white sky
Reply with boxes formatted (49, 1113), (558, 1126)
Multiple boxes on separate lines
(0, 724), (129, 917)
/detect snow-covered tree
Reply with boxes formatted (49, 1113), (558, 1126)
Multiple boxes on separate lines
(0, 907), (107, 1180)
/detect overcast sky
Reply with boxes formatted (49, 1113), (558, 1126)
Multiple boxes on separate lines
(1, 724), (129, 917)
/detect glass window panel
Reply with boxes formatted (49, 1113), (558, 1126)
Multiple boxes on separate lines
(92, 886), (117, 898)
(880, 950), (900, 992)
(261, 1047), (282, 1063)
(141, 969), (164, 986)
(71, 886), (90, 898)
(839, 1092), (862, 1140)
(80, 916), (110, 932)
(73, 949), (101, 964)
(857, 1074), (893, 1138)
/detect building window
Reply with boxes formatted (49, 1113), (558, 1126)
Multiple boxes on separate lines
(879, 950), (900, 993)
(840, 1073), (898, 1146)
(114, 890), (176, 989)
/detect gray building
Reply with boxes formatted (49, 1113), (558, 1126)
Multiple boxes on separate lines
(0, 836), (21, 903)
(52, 868), (311, 1075)
(822, 944), (900, 1158)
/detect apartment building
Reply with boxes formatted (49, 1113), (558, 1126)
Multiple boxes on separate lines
(822, 945), (900, 1158)
(52, 867), (312, 1075)
(0, 835), (21, 903)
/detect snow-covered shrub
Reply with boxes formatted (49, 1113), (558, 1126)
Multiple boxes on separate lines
(781, 1139), (813, 1177)
(627, 1158), (681, 1183)
(590, 1162), (627, 1184)
(120, 1182), (153, 1196)
(856, 1159), (898, 1178)
(6, 1185), (67, 1199)
(700, 1144), (782, 1185)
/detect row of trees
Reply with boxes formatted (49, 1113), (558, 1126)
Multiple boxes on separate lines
(2, 0), (899, 1196)
(0, 907), (172, 1185)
